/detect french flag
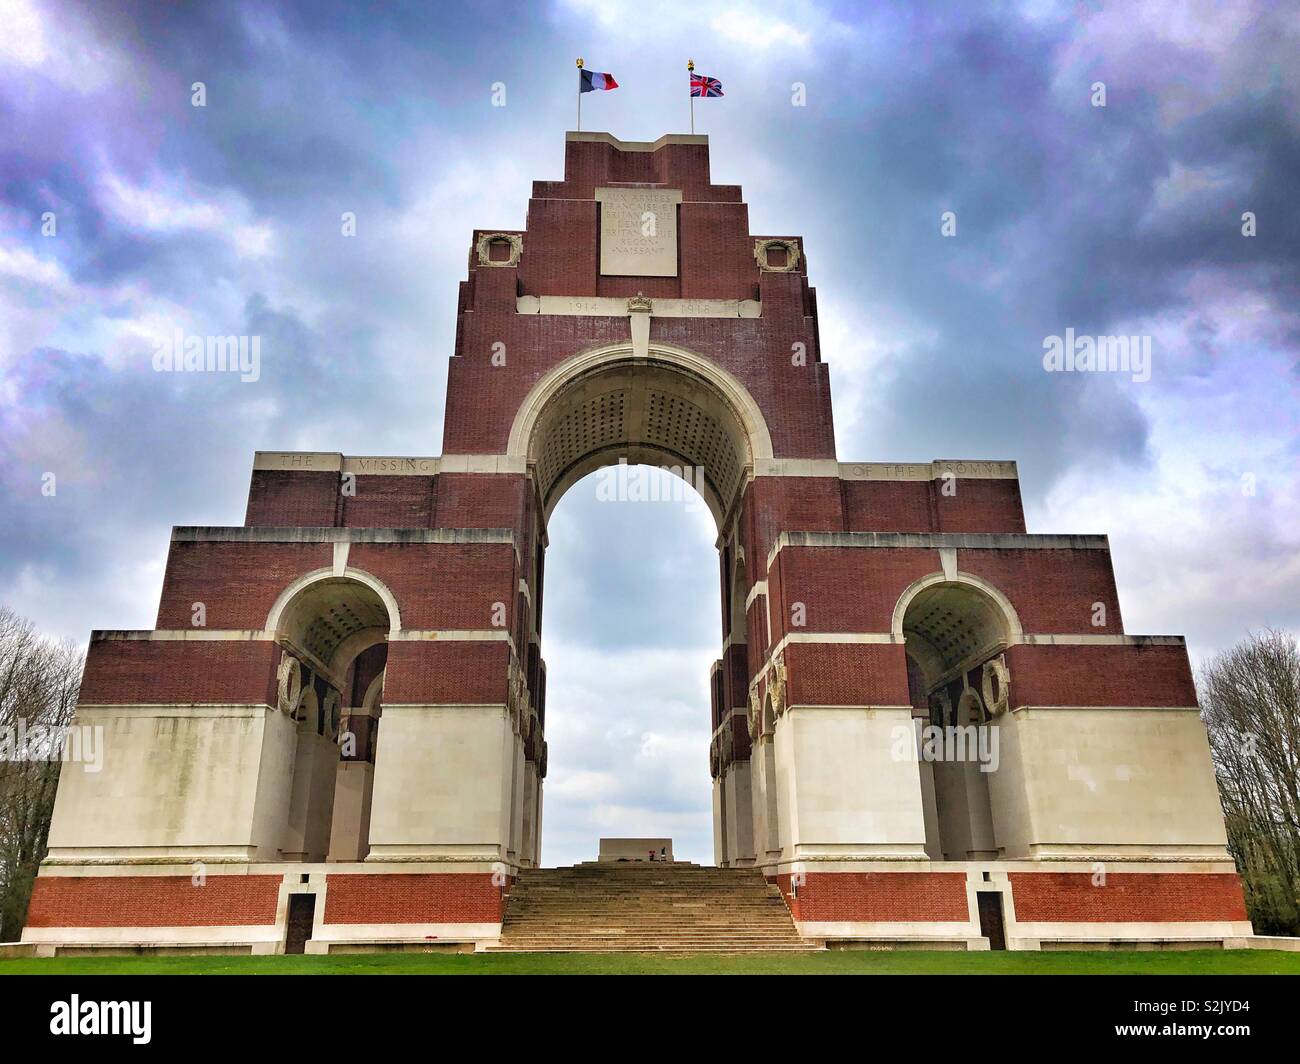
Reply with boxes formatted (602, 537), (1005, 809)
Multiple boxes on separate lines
(579, 69), (618, 92)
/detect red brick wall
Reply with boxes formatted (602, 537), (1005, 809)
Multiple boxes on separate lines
(842, 479), (1026, 534)
(517, 199), (597, 295)
(433, 473), (530, 538)
(745, 479), (844, 587)
(323, 873), (504, 924)
(348, 542), (516, 632)
(770, 547), (936, 636)
(842, 480), (934, 532)
(783, 642), (910, 706)
(383, 640), (510, 704)
(245, 469), (338, 526)
(26, 875), (281, 927)
(959, 548), (1122, 634)
(156, 542), (332, 629)
(1006, 642), (1197, 707)
(341, 475), (435, 528)
(79, 638), (278, 705)
(937, 479), (1027, 533)
(1008, 872), (1247, 923)
(722, 642), (748, 709)
(777, 871), (969, 922)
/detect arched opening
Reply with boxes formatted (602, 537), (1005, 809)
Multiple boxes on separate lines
(516, 347), (770, 867)
(540, 465), (718, 865)
(901, 580), (1012, 861)
(270, 574), (394, 862)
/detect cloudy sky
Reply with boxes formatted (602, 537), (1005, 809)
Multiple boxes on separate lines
(1, 0), (1297, 865)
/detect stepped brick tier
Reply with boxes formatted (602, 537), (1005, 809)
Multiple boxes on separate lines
(26, 132), (1249, 955)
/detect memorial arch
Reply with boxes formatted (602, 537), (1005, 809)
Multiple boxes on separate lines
(27, 131), (1246, 954)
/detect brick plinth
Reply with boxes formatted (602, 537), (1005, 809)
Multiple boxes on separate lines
(777, 871), (969, 923)
(323, 873), (505, 924)
(26, 875), (281, 928)
(1009, 872), (1248, 923)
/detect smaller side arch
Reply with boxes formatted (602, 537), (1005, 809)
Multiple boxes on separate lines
(889, 571), (1024, 644)
(264, 566), (404, 636)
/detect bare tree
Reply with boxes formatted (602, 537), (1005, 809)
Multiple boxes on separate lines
(0, 607), (83, 941)
(1199, 629), (1300, 935)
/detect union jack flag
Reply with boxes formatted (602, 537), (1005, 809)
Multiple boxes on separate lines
(690, 73), (724, 98)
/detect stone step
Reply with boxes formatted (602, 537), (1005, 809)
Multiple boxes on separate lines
(500, 926), (803, 932)
(493, 931), (800, 941)
(496, 864), (808, 952)
(487, 945), (822, 953)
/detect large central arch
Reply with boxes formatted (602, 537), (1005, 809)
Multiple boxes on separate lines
(508, 342), (774, 529)
(508, 341), (773, 867)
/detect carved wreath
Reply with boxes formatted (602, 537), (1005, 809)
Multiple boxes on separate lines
(276, 654), (302, 715)
(754, 238), (801, 273)
(323, 690), (341, 740)
(769, 652), (788, 719)
(981, 654), (1011, 716)
(507, 662), (530, 733)
(747, 685), (762, 741)
(475, 232), (523, 268)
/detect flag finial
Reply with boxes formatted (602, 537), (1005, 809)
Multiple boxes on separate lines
(576, 57), (584, 68)
(687, 59), (694, 71)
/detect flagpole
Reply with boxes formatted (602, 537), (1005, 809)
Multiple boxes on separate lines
(576, 58), (583, 131)
(687, 59), (694, 134)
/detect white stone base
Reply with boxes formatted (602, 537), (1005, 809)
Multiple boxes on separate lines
(307, 923), (501, 953)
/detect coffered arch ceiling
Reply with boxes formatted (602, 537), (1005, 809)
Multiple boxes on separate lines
(902, 583), (1010, 689)
(274, 577), (392, 679)
(524, 356), (762, 530)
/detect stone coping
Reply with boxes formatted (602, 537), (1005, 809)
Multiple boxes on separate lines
(172, 526), (515, 545)
(565, 131), (707, 151)
(768, 530), (1109, 568)
(252, 451), (1020, 483)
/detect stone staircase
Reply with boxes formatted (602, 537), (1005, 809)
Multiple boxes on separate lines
(490, 863), (819, 953)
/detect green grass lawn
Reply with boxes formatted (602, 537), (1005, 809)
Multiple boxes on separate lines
(2, 949), (1298, 976)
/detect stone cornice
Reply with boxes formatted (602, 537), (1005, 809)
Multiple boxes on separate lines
(173, 526), (515, 545)
(767, 530), (1111, 570)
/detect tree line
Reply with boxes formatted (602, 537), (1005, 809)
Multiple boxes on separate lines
(0, 606), (81, 941)
(1200, 629), (1300, 934)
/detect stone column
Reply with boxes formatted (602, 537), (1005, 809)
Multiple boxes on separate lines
(712, 777), (729, 866)
(519, 760), (539, 869)
(723, 759), (756, 866)
(327, 706), (379, 862)
(506, 726), (525, 866)
(532, 772), (544, 866)
(282, 720), (339, 862)
(367, 704), (514, 863)
(773, 705), (929, 862)
(914, 712), (943, 860)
